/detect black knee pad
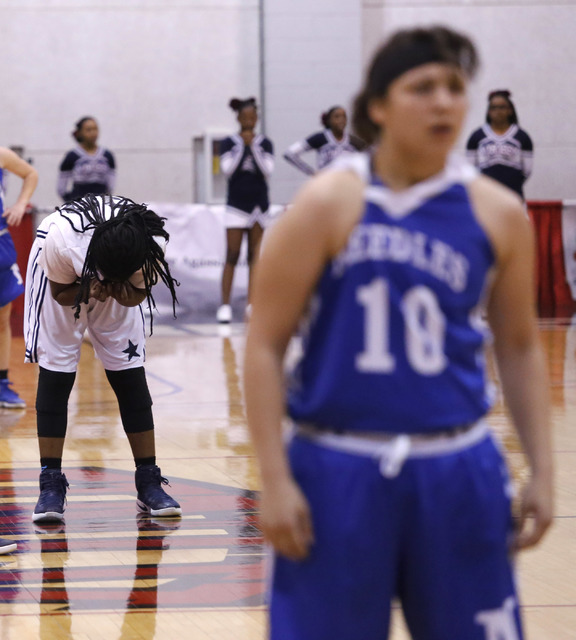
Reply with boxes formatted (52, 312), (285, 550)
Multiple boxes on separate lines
(36, 367), (76, 438)
(105, 367), (154, 433)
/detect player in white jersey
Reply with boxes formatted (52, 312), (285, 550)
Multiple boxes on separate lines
(24, 194), (181, 523)
(244, 26), (553, 640)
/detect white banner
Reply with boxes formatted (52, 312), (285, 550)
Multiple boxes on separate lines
(149, 203), (284, 323)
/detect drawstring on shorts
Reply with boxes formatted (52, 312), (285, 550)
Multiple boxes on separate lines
(293, 420), (489, 478)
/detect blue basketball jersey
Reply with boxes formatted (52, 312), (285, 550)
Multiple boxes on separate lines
(0, 168), (25, 305)
(287, 155), (495, 434)
(0, 168), (7, 231)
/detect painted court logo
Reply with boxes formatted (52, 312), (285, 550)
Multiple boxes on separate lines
(0, 467), (265, 612)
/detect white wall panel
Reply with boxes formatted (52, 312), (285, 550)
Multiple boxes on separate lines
(362, 1), (576, 200)
(2, 0), (574, 208)
(263, 0), (363, 204)
(0, 1), (260, 208)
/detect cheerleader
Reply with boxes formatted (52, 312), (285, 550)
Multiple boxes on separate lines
(466, 90), (533, 199)
(283, 106), (365, 175)
(217, 97), (274, 323)
(57, 116), (116, 202)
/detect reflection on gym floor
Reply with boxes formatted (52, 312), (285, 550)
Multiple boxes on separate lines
(0, 319), (575, 639)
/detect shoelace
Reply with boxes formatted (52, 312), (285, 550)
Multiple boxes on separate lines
(39, 474), (69, 508)
(139, 468), (171, 488)
(41, 474), (69, 493)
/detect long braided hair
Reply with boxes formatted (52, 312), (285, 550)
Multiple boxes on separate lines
(61, 194), (178, 334)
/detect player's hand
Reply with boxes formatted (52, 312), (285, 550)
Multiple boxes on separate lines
(2, 202), (26, 227)
(513, 472), (554, 550)
(106, 281), (147, 307)
(240, 130), (255, 146)
(258, 477), (314, 561)
(107, 281), (133, 305)
(89, 279), (109, 302)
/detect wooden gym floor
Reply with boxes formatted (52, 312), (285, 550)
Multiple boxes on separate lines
(0, 317), (574, 639)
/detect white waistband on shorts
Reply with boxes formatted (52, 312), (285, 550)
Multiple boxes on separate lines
(292, 420), (490, 479)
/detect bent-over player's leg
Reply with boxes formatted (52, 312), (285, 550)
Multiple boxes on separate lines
(26, 260), (85, 524)
(33, 367), (76, 523)
(105, 367), (182, 518)
(90, 300), (181, 517)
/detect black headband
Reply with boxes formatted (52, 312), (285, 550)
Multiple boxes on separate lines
(369, 42), (454, 96)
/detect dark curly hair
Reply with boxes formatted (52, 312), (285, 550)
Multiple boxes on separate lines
(59, 194), (179, 334)
(229, 97), (257, 113)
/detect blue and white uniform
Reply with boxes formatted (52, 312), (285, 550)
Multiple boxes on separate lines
(24, 195), (147, 373)
(466, 124), (533, 199)
(57, 146), (116, 202)
(284, 130), (365, 176)
(0, 169), (25, 307)
(219, 135), (274, 228)
(271, 154), (524, 640)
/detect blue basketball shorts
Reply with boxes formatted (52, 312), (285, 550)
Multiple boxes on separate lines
(269, 425), (523, 640)
(0, 231), (24, 307)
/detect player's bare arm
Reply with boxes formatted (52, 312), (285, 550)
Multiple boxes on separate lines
(49, 278), (108, 306)
(107, 281), (147, 307)
(0, 146), (38, 227)
(472, 177), (554, 550)
(49, 279), (84, 306)
(244, 170), (364, 560)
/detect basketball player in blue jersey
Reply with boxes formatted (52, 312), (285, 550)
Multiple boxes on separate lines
(0, 146), (38, 409)
(0, 146), (37, 554)
(244, 26), (553, 640)
(284, 106), (366, 176)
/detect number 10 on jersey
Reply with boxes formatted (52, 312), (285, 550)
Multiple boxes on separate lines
(355, 278), (448, 376)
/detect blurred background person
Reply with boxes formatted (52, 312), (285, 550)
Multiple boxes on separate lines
(0, 145), (38, 408)
(466, 90), (533, 199)
(57, 116), (116, 202)
(283, 105), (365, 176)
(217, 97), (274, 324)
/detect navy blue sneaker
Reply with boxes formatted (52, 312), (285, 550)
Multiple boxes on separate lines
(0, 538), (16, 554)
(33, 469), (69, 523)
(135, 465), (182, 517)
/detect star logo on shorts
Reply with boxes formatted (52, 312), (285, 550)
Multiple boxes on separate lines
(122, 340), (140, 361)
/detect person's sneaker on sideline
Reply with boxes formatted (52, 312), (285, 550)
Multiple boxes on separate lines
(216, 304), (232, 324)
(0, 538), (17, 554)
(0, 379), (26, 409)
(135, 465), (182, 517)
(32, 469), (69, 523)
